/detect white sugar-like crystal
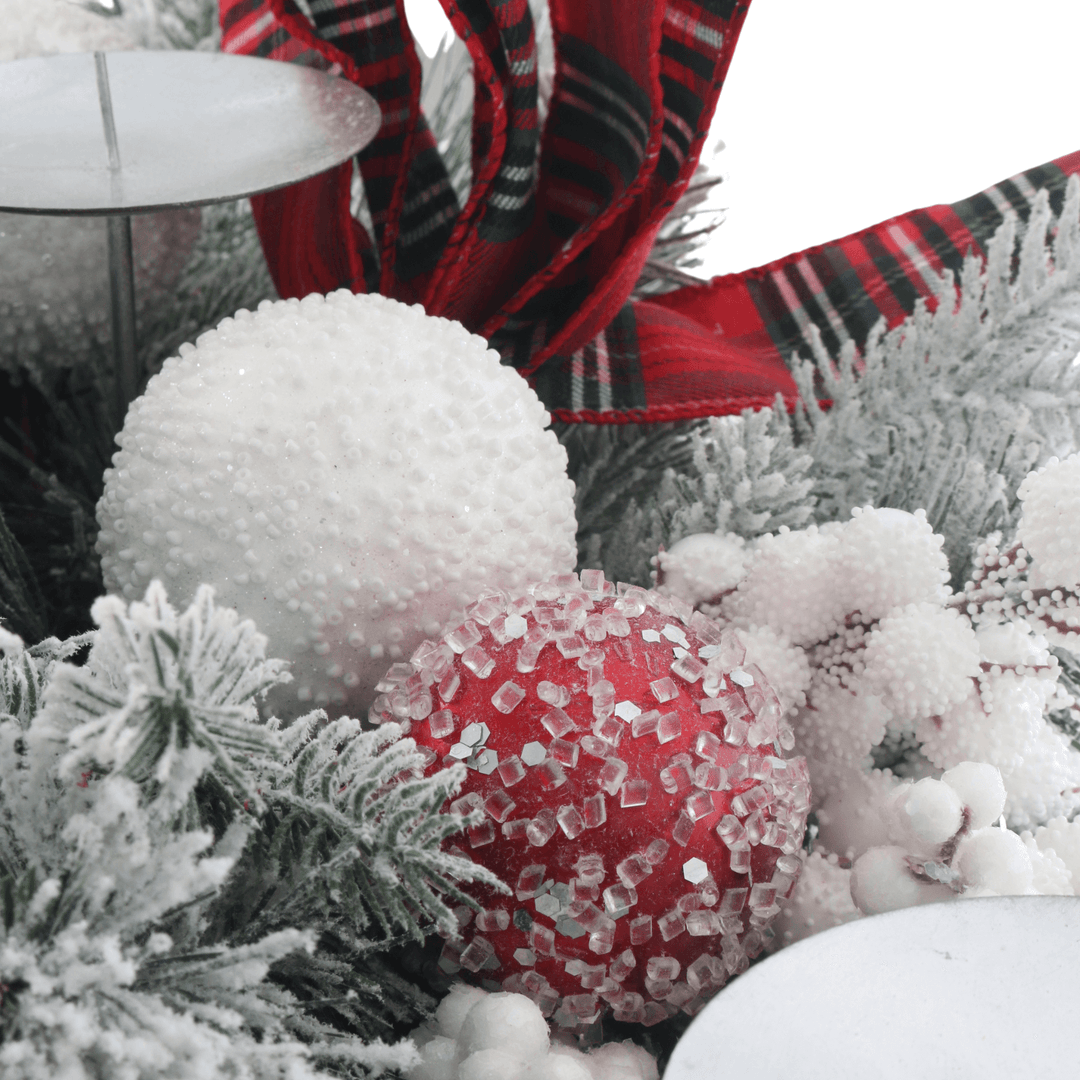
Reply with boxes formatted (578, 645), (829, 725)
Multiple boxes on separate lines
(497, 754), (526, 786)
(491, 680), (526, 714)
(650, 677), (678, 703)
(597, 757), (629, 795)
(620, 778), (649, 807)
(582, 793), (606, 829)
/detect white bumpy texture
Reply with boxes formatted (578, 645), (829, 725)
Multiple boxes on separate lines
(407, 985), (659, 1080)
(96, 291), (577, 715)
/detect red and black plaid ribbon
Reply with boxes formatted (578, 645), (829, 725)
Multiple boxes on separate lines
(219, 0), (1080, 424)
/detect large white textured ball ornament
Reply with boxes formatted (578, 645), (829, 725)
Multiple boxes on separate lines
(95, 292), (578, 714)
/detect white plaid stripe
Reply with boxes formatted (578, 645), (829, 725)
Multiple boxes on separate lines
(768, 269), (820, 350)
(887, 223), (947, 294)
(321, 6), (397, 39)
(981, 184), (1014, 219)
(794, 256), (851, 348)
(561, 62), (650, 145)
(663, 6), (724, 51)
(222, 9), (275, 53)
(596, 331), (612, 412)
(561, 89), (647, 161)
(397, 204), (458, 247)
(571, 350), (585, 412)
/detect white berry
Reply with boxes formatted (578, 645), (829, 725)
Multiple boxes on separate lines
(941, 762), (1007, 830)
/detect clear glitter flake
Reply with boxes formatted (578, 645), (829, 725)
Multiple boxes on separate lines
(672, 812), (695, 847)
(461, 722), (485, 747)
(614, 700), (641, 722)
(535, 892), (563, 918)
(556, 918), (586, 939)
(650, 677), (679, 703)
(474, 748), (499, 774)
(699, 696), (727, 715)
(698, 644), (721, 660)
(521, 741), (547, 766)
(502, 819), (529, 841)
(641, 629), (662, 643)
(682, 857), (709, 884)
(661, 624), (689, 647)
(448, 742), (471, 760)
(491, 680), (526, 713)
(730, 667), (754, 687)
(514, 947), (537, 966)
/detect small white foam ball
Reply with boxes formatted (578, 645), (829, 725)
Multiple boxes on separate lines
(894, 777), (964, 848)
(95, 293), (577, 715)
(531, 1051), (593, 1080)
(722, 524), (846, 646)
(955, 827), (1034, 894)
(840, 506), (951, 618)
(457, 992), (549, 1062)
(584, 1041), (661, 1080)
(861, 603), (980, 721)
(1017, 453), (1080, 589)
(655, 532), (747, 607)
(737, 624), (811, 713)
(849, 845), (953, 915)
(435, 983), (489, 1041)
(408, 1036), (459, 1080)
(458, 1050), (530, 1080)
(941, 761), (1006, 830)
(1034, 817), (1080, 892)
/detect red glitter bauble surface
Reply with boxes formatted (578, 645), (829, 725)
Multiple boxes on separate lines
(372, 572), (809, 1028)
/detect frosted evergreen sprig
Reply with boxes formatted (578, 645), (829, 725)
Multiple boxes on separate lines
(242, 713), (505, 946)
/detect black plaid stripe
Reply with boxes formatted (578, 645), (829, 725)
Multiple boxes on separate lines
(531, 304), (646, 414)
(951, 161), (1069, 253)
(394, 118), (461, 280)
(542, 35), (652, 239)
(488, 278), (593, 370)
(307, 0), (404, 63)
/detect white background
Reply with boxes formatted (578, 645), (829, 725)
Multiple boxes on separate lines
(403, 0), (1080, 276)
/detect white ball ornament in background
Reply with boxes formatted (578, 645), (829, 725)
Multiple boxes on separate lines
(1017, 452), (1080, 589)
(95, 292), (578, 714)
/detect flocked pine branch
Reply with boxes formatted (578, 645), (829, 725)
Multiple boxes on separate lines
(0, 582), (497, 1076)
(594, 178), (1080, 588)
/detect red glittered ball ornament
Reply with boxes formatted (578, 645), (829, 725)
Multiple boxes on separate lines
(371, 571), (810, 1028)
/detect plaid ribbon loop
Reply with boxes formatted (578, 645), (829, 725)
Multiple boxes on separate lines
(220, 0), (1080, 423)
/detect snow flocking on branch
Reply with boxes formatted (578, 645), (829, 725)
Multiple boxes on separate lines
(0, 580), (496, 1079)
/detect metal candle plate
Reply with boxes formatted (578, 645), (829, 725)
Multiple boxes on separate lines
(0, 50), (380, 214)
(666, 896), (1080, 1078)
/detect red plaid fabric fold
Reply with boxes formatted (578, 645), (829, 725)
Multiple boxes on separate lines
(219, 0), (1080, 424)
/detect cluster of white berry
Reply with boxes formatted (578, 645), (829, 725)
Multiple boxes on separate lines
(406, 984), (659, 1080)
(655, 456), (1080, 937)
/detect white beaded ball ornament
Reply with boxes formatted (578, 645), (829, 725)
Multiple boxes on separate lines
(96, 292), (578, 713)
